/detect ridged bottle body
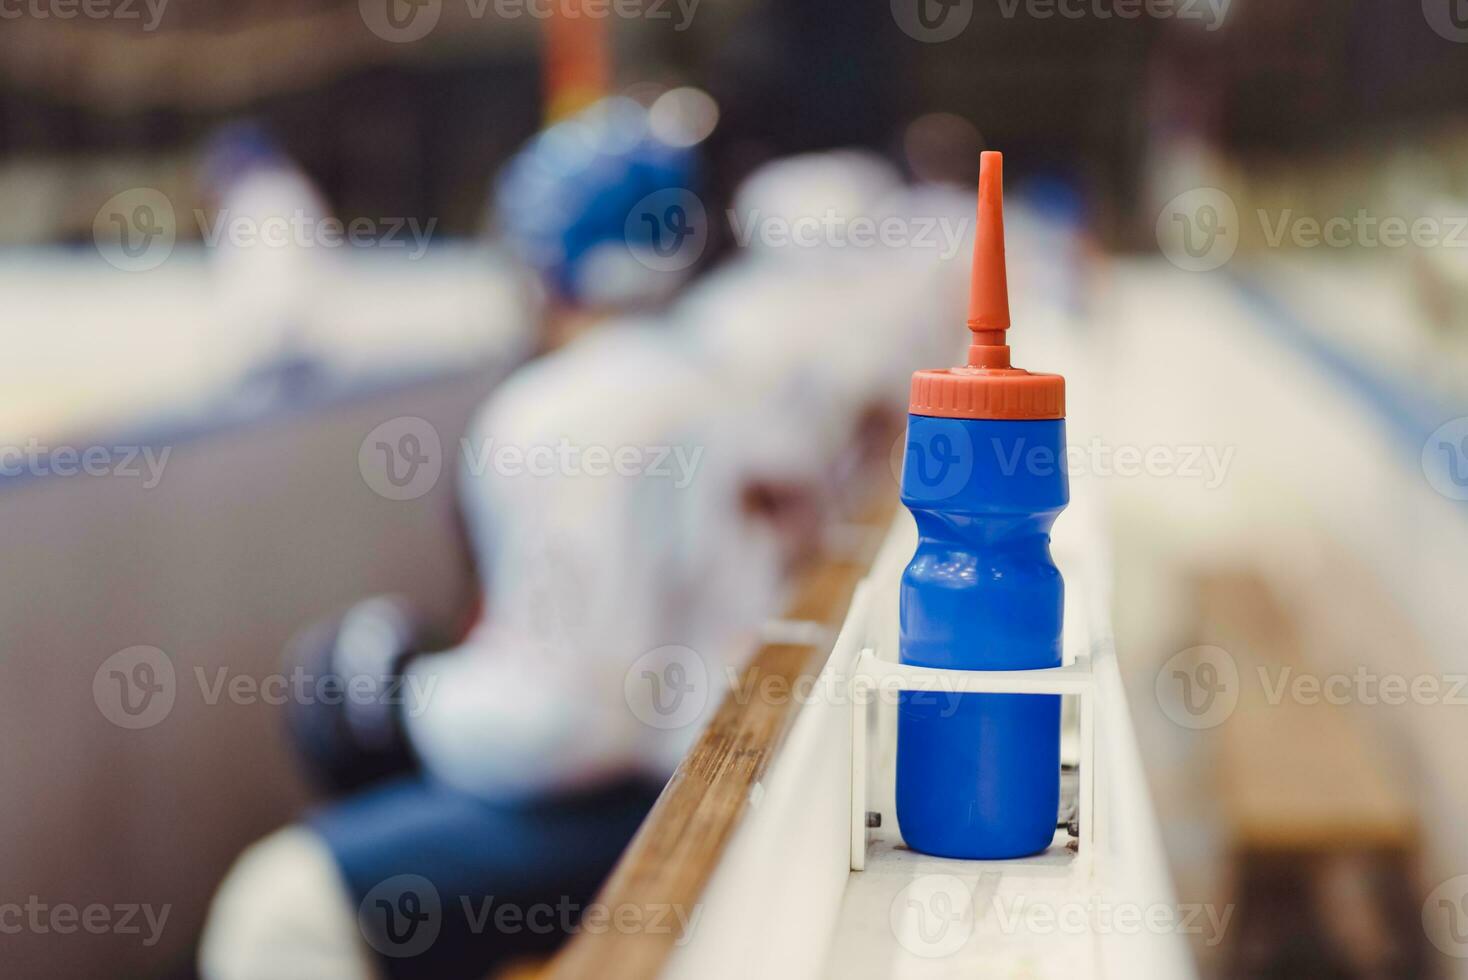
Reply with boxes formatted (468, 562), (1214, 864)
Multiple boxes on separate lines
(896, 415), (1068, 859)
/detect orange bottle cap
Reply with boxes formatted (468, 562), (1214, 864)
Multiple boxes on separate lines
(909, 151), (1065, 421)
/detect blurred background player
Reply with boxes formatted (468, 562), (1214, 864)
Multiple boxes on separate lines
(675, 149), (976, 501)
(196, 122), (338, 404)
(493, 93), (710, 347)
(197, 68), (782, 980)
(200, 321), (796, 980)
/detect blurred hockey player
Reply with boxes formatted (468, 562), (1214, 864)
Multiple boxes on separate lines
(197, 122), (335, 400)
(199, 321), (797, 980)
(199, 31), (750, 972)
(492, 94), (710, 349)
(675, 150), (975, 505)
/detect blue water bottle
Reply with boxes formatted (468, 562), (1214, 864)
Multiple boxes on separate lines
(896, 151), (1069, 860)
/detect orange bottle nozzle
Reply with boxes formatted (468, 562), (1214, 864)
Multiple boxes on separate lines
(967, 151), (1012, 369)
(907, 148), (1066, 421)
(969, 151), (1011, 331)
